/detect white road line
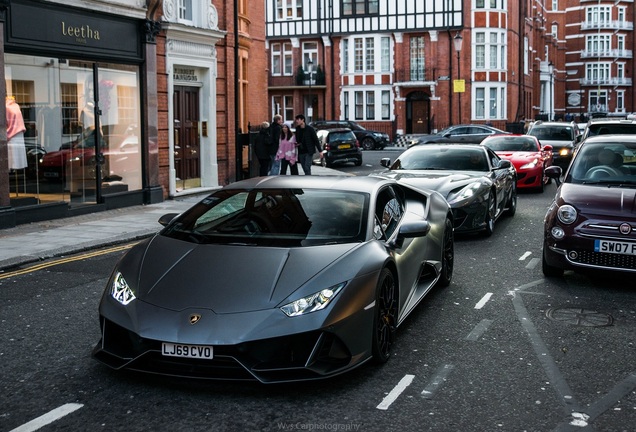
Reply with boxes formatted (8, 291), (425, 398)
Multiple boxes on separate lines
(465, 319), (493, 341)
(519, 251), (532, 260)
(526, 257), (540, 269)
(421, 364), (454, 399)
(474, 292), (493, 309)
(9, 403), (83, 432)
(376, 374), (415, 410)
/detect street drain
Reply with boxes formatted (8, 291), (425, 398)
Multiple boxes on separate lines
(545, 308), (614, 327)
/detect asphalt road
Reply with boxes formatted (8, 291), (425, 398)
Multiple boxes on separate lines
(1, 170), (635, 432)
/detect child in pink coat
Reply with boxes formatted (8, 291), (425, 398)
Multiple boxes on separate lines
(276, 123), (299, 175)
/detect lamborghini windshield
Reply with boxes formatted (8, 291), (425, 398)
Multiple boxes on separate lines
(161, 188), (369, 246)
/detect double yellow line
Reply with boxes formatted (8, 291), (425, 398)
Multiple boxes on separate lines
(0, 243), (136, 280)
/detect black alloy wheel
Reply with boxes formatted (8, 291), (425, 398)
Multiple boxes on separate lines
(362, 137), (376, 150)
(505, 184), (517, 216)
(372, 268), (398, 363)
(483, 190), (496, 237)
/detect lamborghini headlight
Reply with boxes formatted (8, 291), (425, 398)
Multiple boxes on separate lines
(280, 282), (346, 317)
(110, 271), (136, 305)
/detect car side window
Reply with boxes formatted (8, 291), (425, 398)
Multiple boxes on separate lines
(374, 187), (403, 239)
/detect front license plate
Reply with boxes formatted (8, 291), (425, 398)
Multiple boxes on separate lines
(162, 343), (213, 359)
(338, 144), (351, 150)
(43, 171), (59, 178)
(594, 239), (636, 256)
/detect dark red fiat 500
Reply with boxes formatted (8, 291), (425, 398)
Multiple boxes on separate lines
(543, 134), (636, 276)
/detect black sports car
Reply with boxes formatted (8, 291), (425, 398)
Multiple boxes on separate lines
(93, 176), (454, 383)
(377, 144), (517, 236)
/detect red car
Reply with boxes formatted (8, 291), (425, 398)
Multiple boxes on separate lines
(481, 134), (553, 192)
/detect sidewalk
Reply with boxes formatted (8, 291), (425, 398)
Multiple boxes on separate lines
(0, 165), (343, 271)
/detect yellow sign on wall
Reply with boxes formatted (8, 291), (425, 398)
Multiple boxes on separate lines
(453, 79), (465, 93)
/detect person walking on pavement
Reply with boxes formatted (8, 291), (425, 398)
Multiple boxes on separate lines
(294, 114), (322, 175)
(254, 121), (272, 176)
(276, 123), (299, 175)
(268, 114), (282, 175)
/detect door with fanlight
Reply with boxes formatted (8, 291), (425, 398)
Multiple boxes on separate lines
(173, 86), (200, 190)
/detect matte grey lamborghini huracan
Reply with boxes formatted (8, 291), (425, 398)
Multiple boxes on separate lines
(92, 175), (454, 383)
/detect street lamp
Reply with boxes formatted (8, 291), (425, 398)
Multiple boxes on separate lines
(306, 59), (314, 121)
(453, 31), (463, 124)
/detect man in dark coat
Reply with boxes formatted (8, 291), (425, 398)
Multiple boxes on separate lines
(294, 114), (323, 175)
(268, 115), (283, 175)
(254, 121), (271, 176)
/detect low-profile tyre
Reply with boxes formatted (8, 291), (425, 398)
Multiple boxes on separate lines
(362, 138), (375, 150)
(505, 185), (517, 217)
(371, 268), (397, 364)
(483, 191), (496, 237)
(542, 247), (564, 277)
(436, 218), (454, 287)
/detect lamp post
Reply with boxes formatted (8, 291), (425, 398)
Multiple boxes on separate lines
(453, 31), (463, 125)
(306, 59), (314, 121)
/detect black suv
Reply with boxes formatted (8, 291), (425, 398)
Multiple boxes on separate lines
(581, 118), (636, 140)
(315, 128), (362, 167)
(310, 120), (390, 150)
(527, 121), (581, 169)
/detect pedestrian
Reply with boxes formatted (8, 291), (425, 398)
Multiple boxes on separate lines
(294, 114), (323, 175)
(268, 114), (282, 175)
(276, 123), (299, 175)
(254, 121), (271, 176)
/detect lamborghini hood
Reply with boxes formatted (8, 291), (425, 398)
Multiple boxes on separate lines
(119, 235), (359, 314)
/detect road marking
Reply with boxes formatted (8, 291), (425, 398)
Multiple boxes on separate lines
(519, 251), (532, 260)
(421, 364), (454, 399)
(0, 243), (135, 280)
(376, 374), (415, 410)
(9, 403), (83, 432)
(474, 292), (493, 309)
(465, 319), (493, 341)
(525, 257), (540, 269)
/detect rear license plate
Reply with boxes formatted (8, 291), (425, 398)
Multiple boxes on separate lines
(43, 172), (59, 178)
(162, 343), (213, 359)
(338, 144), (351, 150)
(594, 239), (636, 256)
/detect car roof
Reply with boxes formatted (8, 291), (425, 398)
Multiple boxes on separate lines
(580, 134), (636, 144)
(222, 173), (395, 194)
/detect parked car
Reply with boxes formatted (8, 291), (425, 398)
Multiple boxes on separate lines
(315, 128), (362, 167)
(310, 120), (390, 150)
(92, 175), (455, 383)
(481, 134), (553, 192)
(526, 121), (581, 170)
(413, 124), (509, 146)
(580, 117), (636, 141)
(542, 134), (636, 277)
(376, 143), (517, 236)
(39, 128), (107, 181)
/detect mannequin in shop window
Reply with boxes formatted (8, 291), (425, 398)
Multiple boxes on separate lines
(5, 95), (28, 171)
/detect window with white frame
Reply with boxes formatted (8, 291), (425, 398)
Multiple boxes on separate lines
(366, 91), (375, 120)
(586, 34), (611, 55)
(586, 63), (611, 82)
(303, 42), (318, 76)
(178, 0), (193, 22)
(410, 36), (425, 81)
(475, 30), (506, 71)
(346, 35), (388, 73)
(273, 95), (294, 122)
(474, 84), (506, 120)
(344, 91), (349, 118)
(617, 63), (624, 79)
(271, 43), (293, 76)
(342, 0), (379, 16)
(381, 37), (390, 72)
(342, 39), (349, 73)
(524, 36), (529, 75)
(475, 0), (506, 9)
(381, 90), (390, 119)
(552, 0), (558, 11)
(354, 38), (363, 72)
(617, 90), (625, 112)
(355, 91), (364, 119)
(365, 38), (375, 71)
(551, 24), (558, 38)
(617, 35), (625, 53)
(276, 0), (302, 20)
(618, 7), (626, 23)
(586, 6), (611, 25)
(589, 90), (607, 111)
